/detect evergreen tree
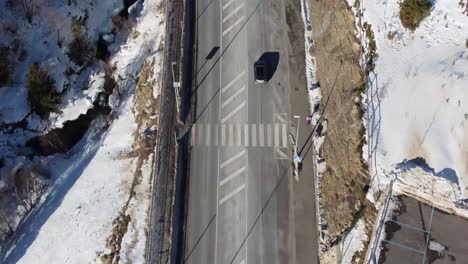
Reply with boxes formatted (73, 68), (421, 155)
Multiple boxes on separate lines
(25, 64), (61, 118)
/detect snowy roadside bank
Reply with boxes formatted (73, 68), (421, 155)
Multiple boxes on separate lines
(0, 0), (166, 263)
(345, 0), (468, 261)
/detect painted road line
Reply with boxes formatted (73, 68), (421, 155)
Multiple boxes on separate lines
(267, 124), (272, 147)
(259, 124), (264, 146)
(220, 167), (246, 186)
(191, 124), (196, 146)
(220, 149), (247, 168)
(275, 113), (287, 123)
(229, 124), (234, 146)
(274, 123), (279, 147)
(222, 71), (245, 94)
(237, 124), (242, 146)
(222, 85), (246, 109)
(251, 123), (257, 147)
(275, 148), (289, 159)
(221, 124), (226, 146)
(214, 124), (219, 146)
(222, 0), (237, 11)
(244, 124), (249, 146)
(222, 15), (245, 37)
(198, 124), (204, 145)
(222, 4), (244, 23)
(206, 123), (211, 146)
(219, 183), (245, 205)
(282, 123), (287, 148)
(222, 101), (246, 123)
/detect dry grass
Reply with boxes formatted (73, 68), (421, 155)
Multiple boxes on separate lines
(99, 59), (161, 262)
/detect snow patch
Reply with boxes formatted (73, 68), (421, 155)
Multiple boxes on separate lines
(340, 219), (368, 263)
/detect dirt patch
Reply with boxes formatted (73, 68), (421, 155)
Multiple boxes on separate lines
(307, 0), (376, 252)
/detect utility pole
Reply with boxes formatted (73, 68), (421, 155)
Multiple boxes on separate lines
(172, 61), (181, 112)
(293, 115), (302, 180)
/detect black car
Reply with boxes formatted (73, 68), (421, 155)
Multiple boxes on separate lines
(254, 60), (267, 83)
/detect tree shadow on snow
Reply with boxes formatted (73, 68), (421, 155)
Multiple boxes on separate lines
(1, 125), (108, 264)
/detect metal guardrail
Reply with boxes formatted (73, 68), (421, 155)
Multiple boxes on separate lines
(146, 0), (184, 262)
(170, 0), (195, 263)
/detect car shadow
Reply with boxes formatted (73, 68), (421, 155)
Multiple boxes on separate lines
(258, 52), (280, 81)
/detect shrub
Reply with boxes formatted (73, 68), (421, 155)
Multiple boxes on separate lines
(25, 64), (61, 118)
(0, 46), (10, 85)
(67, 18), (94, 67)
(399, 0), (433, 31)
(67, 35), (94, 67)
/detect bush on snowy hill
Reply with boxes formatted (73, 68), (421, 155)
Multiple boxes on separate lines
(399, 0), (433, 30)
(25, 64), (61, 118)
(67, 17), (95, 67)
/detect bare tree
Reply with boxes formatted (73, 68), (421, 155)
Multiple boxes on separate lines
(16, 0), (44, 24)
(13, 168), (46, 211)
(0, 211), (14, 238)
(21, 0), (34, 23)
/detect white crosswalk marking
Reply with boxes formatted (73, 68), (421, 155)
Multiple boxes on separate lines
(244, 124), (249, 146)
(191, 124), (196, 146)
(192, 123), (289, 148)
(198, 124), (204, 145)
(237, 124), (242, 146)
(221, 124), (226, 146)
(274, 123), (279, 147)
(259, 124), (264, 146)
(267, 124), (272, 147)
(214, 124), (219, 146)
(206, 123), (211, 146)
(228, 124), (234, 146)
(251, 124), (257, 146)
(282, 123), (287, 147)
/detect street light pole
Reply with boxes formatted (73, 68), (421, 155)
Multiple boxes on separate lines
(294, 115), (300, 155)
(172, 62), (181, 112)
(293, 115), (302, 180)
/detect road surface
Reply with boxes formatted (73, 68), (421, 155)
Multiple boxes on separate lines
(183, 0), (313, 263)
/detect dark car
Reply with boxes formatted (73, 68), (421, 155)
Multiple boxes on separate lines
(254, 60), (267, 83)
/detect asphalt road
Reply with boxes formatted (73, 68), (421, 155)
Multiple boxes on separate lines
(184, 0), (303, 263)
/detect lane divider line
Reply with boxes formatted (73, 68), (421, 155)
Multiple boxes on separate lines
(219, 183), (246, 205)
(222, 15), (245, 37)
(220, 167), (246, 186)
(220, 149), (247, 168)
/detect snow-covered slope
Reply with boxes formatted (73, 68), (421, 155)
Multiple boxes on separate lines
(0, 0), (165, 262)
(354, 0), (468, 200)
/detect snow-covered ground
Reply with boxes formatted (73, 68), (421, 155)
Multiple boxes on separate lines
(5, 102), (137, 264)
(355, 0), (468, 199)
(303, 0), (467, 261)
(340, 0), (468, 261)
(0, 0), (165, 262)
